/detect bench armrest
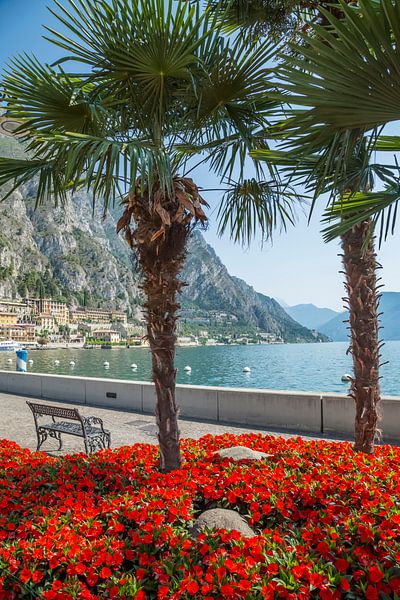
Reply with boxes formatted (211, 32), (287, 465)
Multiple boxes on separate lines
(82, 415), (106, 432)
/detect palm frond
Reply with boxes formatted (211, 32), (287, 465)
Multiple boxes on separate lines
(0, 154), (69, 206)
(2, 54), (104, 135)
(217, 178), (298, 245)
(207, 0), (298, 41)
(0, 0), (296, 242)
(277, 0), (400, 142)
(373, 136), (400, 152)
(322, 188), (400, 244)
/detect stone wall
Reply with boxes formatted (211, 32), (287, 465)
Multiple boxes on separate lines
(0, 371), (399, 441)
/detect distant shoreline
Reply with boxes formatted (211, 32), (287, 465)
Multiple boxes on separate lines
(36, 339), (331, 351)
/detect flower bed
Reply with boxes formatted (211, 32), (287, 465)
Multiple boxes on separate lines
(1, 434), (400, 599)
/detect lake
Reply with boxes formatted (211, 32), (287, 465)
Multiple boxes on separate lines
(2, 341), (400, 395)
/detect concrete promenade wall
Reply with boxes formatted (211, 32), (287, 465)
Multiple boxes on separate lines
(0, 370), (399, 441)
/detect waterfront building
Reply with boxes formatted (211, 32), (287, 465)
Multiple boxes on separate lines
(0, 312), (19, 325)
(177, 336), (198, 346)
(25, 298), (69, 325)
(0, 323), (36, 343)
(35, 313), (56, 331)
(70, 307), (127, 325)
(111, 310), (127, 325)
(0, 299), (29, 317)
(91, 329), (121, 343)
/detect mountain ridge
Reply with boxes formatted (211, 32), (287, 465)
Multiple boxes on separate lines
(319, 292), (400, 341)
(0, 132), (323, 343)
(284, 303), (341, 330)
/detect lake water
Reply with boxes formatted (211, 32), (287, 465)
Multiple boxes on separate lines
(3, 341), (400, 395)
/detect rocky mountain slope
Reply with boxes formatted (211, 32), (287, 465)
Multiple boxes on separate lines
(0, 133), (322, 342)
(182, 234), (323, 341)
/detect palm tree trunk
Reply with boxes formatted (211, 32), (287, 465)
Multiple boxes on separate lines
(140, 222), (188, 472)
(341, 219), (381, 453)
(117, 177), (207, 472)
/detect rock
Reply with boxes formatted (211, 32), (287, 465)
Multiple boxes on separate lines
(216, 445), (272, 461)
(190, 508), (256, 538)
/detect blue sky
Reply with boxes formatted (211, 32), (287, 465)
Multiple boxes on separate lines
(1, 0), (399, 311)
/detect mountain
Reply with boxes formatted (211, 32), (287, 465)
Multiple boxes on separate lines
(285, 303), (341, 330)
(182, 234), (324, 342)
(319, 292), (400, 341)
(0, 132), (323, 342)
(274, 297), (290, 309)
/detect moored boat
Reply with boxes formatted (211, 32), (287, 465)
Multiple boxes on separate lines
(0, 340), (23, 352)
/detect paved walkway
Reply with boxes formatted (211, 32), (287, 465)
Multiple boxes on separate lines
(0, 392), (343, 456)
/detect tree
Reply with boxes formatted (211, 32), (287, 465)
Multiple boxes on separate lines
(209, 0), (397, 453)
(0, 0), (289, 471)
(255, 0), (400, 453)
(272, 0), (400, 230)
(254, 134), (393, 452)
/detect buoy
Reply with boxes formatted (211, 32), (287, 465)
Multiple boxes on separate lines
(16, 349), (27, 372)
(184, 365), (192, 372)
(104, 361), (110, 367)
(54, 360), (60, 366)
(69, 361), (75, 366)
(341, 374), (352, 382)
(7, 358), (12, 364)
(243, 366), (251, 373)
(131, 363), (138, 369)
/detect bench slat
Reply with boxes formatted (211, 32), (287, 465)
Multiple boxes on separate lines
(27, 401), (80, 421)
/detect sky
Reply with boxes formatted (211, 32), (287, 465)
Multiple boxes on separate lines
(0, 0), (399, 311)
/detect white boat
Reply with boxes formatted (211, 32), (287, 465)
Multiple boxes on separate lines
(0, 340), (23, 352)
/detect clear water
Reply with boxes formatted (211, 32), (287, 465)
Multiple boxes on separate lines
(2, 341), (400, 395)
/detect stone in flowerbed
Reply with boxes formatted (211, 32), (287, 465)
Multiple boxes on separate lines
(1, 435), (400, 599)
(190, 508), (256, 539)
(216, 445), (272, 461)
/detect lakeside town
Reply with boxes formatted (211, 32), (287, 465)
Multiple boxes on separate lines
(3, 0), (400, 598)
(0, 296), (286, 349)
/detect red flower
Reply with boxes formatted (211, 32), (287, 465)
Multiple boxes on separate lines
(366, 585), (379, 600)
(19, 567), (31, 583)
(0, 435), (399, 599)
(340, 578), (350, 592)
(186, 580), (199, 595)
(220, 584), (235, 596)
(51, 580), (63, 591)
(334, 558), (349, 573)
(31, 570), (43, 584)
(368, 565), (384, 583)
(100, 566), (112, 579)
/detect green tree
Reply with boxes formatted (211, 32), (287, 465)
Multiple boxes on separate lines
(209, 0), (396, 453)
(253, 134), (394, 453)
(255, 0), (400, 453)
(0, 0), (288, 471)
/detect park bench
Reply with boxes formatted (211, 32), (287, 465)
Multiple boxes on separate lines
(27, 401), (111, 453)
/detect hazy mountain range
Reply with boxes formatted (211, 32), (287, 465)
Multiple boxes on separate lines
(280, 294), (400, 341)
(285, 304), (340, 330)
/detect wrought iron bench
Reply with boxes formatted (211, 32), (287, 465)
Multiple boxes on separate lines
(27, 401), (111, 453)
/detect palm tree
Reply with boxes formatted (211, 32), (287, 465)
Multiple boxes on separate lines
(253, 0), (400, 453)
(0, 0), (288, 471)
(253, 134), (392, 452)
(208, 0), (398, 452)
